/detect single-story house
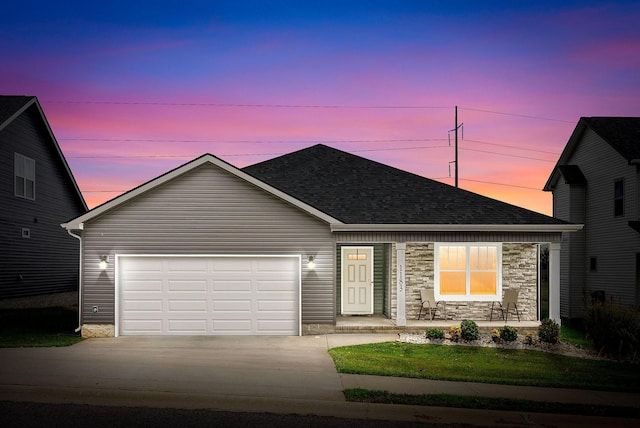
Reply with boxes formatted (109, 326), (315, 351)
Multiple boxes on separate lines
(62, 144), (581, 337)
(1, 95), (87, 306)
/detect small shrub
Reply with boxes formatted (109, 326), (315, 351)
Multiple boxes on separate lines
(448, 326), (461, 342)
(539, 318), (560, 344)
(490, 328), (501, 343)
(460, 319), (479, 341)
(425, 328), (445, 340)
(499, 325), (518, 342)
(523, 332), (534, 346)
(584, 304), (640, 361)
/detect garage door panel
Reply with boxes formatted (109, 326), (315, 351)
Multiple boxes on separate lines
(168, 300), (207, 311)
(123, 299), (163, 311)
(213, 319), (252, 333)
(212, 299), (252, 311)
(122, 319), (163, 333)
(213, 280), (252, 291)
(122, 279), (163, 292)
(119, 256), (299, 336)
(168, 280), (207, 292)
(168, 319), (207, 333)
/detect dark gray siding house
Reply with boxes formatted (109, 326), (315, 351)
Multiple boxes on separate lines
(0, 96), (87, 304)
(545, 117), (640, 320)
(63, 145), (580, 337)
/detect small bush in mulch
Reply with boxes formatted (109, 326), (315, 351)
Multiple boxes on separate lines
(460, 319), (480, 341)
(425, 328), (445, 340)
(539, 318), (560, 344)
(499, 325), (518, 342)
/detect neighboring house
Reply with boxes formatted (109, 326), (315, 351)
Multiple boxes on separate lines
(544, 117), (640, 320)
(0, 96), (87, 305)
(62, 145), (579, 337)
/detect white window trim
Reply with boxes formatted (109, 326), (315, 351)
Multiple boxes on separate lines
(434, 242), (502, 302)
(15, 153), (35, 200)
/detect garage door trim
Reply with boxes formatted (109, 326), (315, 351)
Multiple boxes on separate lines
(115, 254), (302, 337)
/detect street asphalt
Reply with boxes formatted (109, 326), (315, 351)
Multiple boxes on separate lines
(0, 334), (638, 427)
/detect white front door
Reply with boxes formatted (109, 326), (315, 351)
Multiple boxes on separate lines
(341, 247), (374, 314)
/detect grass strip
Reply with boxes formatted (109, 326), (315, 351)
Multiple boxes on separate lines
(344, 388), (640, 419)
(0, 307), (83, 347)
(329, 342), (640, 392)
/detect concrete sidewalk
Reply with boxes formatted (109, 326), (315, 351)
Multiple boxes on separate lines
(0, 334), (637, 427)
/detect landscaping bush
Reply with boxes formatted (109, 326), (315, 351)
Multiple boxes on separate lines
(499, 325), (518, 342)
(460, 319), (479, 341)
(425, 328), (445, 340)
(490, 328), (500, 343)
(584, 304), (640, 361)
(539, 318), (560, 344)
(448, 326), (461, 342)
(523, 332), (534, 346)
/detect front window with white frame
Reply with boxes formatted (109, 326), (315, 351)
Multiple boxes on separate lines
(15, 153), (35, 200)
(434, 243), (502, 301)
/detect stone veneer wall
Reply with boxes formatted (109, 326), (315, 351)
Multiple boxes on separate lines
(391, 243), (538, 321)
(81, 324), (115, 338)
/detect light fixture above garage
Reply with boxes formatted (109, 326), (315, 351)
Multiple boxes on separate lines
(99, 256), (109, 270)
(307, 256), (315, 270)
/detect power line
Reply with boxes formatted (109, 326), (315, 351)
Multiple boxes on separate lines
(67, 145), (451, 159)
(460, 147), (555, 162)
(458, 107), (575, 124)
(464, 139), (560, 155)
(47, 100), (451, 109)
(438, 177), (543, 191)
(59, 138), (448, 144)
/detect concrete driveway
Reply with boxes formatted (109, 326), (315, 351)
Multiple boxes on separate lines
(0, 335), (397, 417)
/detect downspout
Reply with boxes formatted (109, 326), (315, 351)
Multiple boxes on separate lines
(67, 229), (83, 333)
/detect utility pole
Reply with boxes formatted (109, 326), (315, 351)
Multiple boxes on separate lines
(455, 105), (459, 188)
(449, 106), (463, 188)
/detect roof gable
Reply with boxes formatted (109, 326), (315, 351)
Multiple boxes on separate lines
(243, 144), (568, 226)
(62, 153), (341, 230)
(0, 95), (87, 211)
(544, 117), (640, 191)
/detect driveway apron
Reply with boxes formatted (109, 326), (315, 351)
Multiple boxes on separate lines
(0, 336), (350, 404)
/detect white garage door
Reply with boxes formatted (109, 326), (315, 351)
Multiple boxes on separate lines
(118, 256), (300, 336)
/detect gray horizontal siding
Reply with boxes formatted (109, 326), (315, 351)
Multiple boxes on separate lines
(0, 106), (84, 299)
(81, 163), (335, 325)
(560, 128), (640, 314)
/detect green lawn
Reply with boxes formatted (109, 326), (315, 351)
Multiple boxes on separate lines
(329, 341), (640, 392)
(344, 388), (640, 418)
(0, 307), (83, 347)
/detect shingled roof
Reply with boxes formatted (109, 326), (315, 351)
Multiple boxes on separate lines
(581, 117), (640, 162)
(0, 96), (34, 130)
(243, 144), (566, 225)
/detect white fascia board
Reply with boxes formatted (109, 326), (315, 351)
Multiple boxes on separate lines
(61, 154), (341, 230)
(330, 223), (584, 233)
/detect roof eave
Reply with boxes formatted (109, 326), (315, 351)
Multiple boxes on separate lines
(330, 223), (583, 233)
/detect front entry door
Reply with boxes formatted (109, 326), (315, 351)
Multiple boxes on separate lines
(341, 247), (374, 314)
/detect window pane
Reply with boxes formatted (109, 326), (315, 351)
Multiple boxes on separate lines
(15, 177), (24, 197)
(440, 272), (466, 294)
(24, 158), (35, 180)
(440, 246), (466, 270)
(470, 272), (496, 294)
(26, 179), (35, 199)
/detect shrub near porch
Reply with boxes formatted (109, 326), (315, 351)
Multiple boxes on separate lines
(392, 243), (538, 321)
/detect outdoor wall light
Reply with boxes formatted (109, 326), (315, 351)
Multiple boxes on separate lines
(99, 256), (109, 270)
(307, 256), (315, 271)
